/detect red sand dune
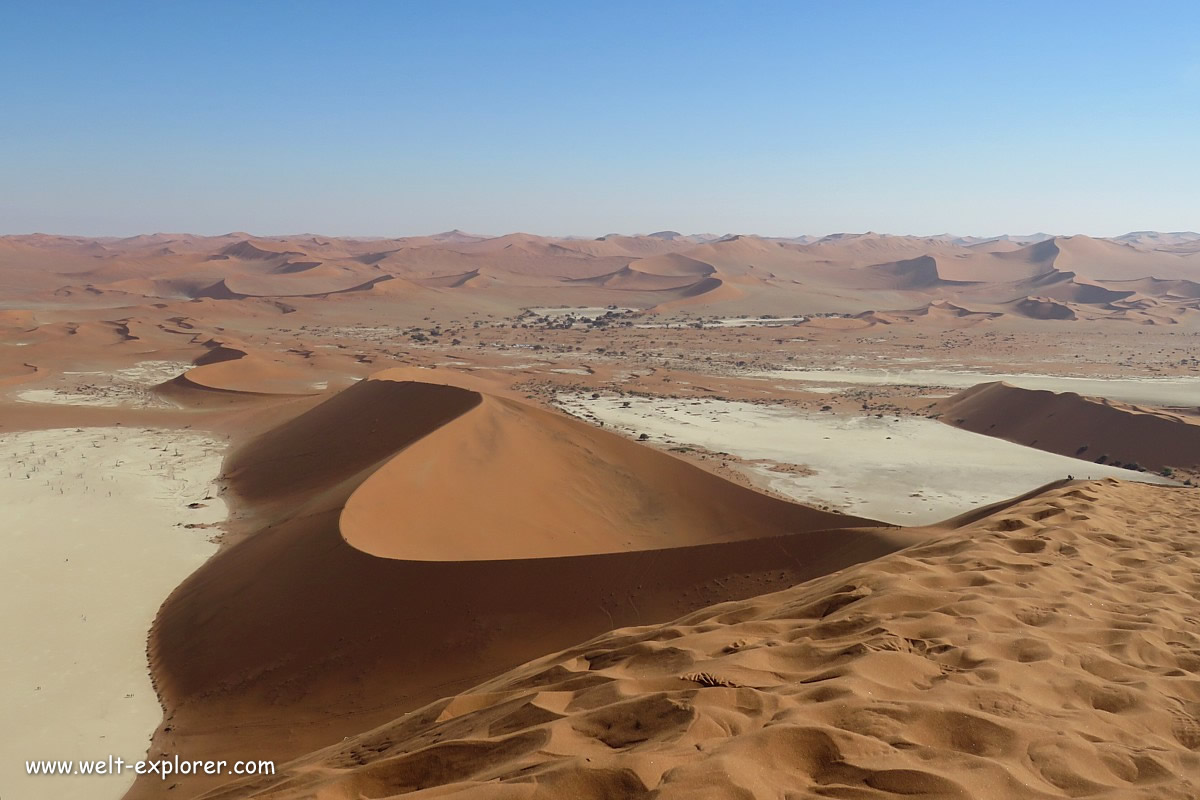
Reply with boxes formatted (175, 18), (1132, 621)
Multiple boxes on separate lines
(649, 276), (744, 311)
(153, 344), (333, 402)
(130, 372), (905, 799)
(1007, 296), (1078, 320)
(936, 381), (1200, 473)
(3, 231), (1198, 316)
(173, 357), (327, 395)
(199, 479), (1200, 800)
(343, 370), (859, 560)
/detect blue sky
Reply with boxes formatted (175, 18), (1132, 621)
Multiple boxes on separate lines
(1, 1), (1197, 237)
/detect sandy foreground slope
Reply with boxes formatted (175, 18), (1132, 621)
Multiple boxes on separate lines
(199, 479), (1200, 799)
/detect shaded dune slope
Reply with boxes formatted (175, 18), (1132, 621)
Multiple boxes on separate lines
(1105, 277), (1200, 300)
(845, 256), (976, 290)
(649, 277), (745, 312)
(343, 378), (863, 561)
(204, 479), (1200, 800)
(135, 374), (904, 799)
(175, 357), (326, 396)
(937, 382), (1200, 473)
(195, 273), (394, 299)
(1007, 296), (1078, 320)
(156, 345), (331, 403)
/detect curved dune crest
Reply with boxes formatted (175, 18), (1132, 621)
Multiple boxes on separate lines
(341, 379), (869, 561)
(1106, 277), (1200, 299)
(1001, 269), (1136, 305)
(1049, 234), (1200, 280)
(626, 252), (718, 277)
(851, 255), (975, 289)
(195, 272), (395, 299)
(649, 276), (744, 312)
(937, 381), (1200, 472)
(901, 299), (1003, 322)
(568, 266), (701, 291)
(157, 344), (333, 399)
(204, 480), (1200, 800)
(224, 376), (485, 503)
(133, 374), (905, 799)
(176, 357), (329, 395)
(218, 239), (306, 260)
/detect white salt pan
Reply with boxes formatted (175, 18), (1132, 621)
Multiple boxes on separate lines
(0, 427), (224, 800)
(556, 395), (1173, 525)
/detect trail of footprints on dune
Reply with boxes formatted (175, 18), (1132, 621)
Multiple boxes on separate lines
(212, 479), (1200, 799)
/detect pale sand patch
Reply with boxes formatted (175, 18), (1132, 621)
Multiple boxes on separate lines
(14, 387), (178, 408)
(635, 316), (807, 328)
(556, 395), (1173, 524)
(0, 427), (224, 800)
(111, 361), (192, 385)
(526, 306), (634, 318)
(14, 361), (192, 409)
(772, 385), (848, 394)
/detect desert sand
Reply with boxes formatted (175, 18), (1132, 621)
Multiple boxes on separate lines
(0, 427), (224, 800)
(1, 229), (1198, 799)
(191, 479), (1200, 800)
(937, 382), (1200, 481)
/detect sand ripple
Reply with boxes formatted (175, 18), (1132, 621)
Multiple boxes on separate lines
(208, 479), (1200, 799)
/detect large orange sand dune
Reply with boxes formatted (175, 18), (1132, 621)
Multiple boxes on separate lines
(131, 372), (902, 799)
(201, 479), (1200, 799)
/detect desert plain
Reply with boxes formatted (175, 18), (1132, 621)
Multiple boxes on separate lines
(3, 228), (1200, 799)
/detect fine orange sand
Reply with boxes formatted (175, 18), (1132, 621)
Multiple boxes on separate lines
(937, 382), (1200, 476)
(197, 479), (1200, 799)
(129, 374), (898, 799)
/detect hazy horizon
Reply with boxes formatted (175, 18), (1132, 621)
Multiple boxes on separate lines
(5, 228), (1198, 242)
